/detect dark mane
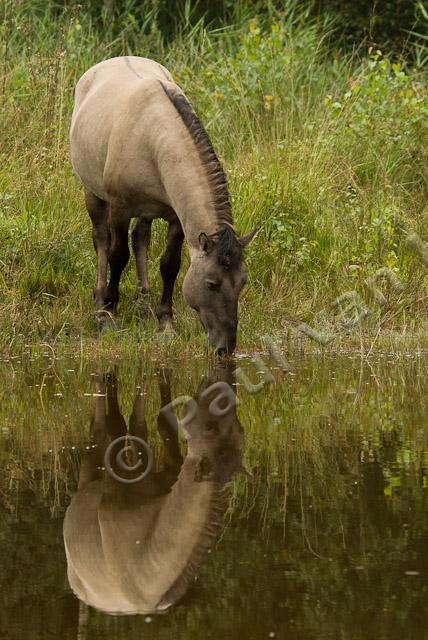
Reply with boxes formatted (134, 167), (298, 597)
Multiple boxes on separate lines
(160, 82), (233, 229)
(213, 226), (243, 269)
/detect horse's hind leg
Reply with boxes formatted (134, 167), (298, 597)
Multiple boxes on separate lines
(156, 218), (184, 333)
(106, 209), (131, 313)
(85, 189), (110, 317)
(131, 218), (151, 295)
(78, 374), (107, 490)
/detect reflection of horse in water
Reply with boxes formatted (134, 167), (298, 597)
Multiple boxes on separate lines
(63, 365), (245, 615)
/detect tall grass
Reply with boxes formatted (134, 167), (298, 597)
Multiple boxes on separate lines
(1, 1), (428, 355)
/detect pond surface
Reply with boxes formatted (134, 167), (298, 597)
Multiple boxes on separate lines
(0, 352), (427, 639)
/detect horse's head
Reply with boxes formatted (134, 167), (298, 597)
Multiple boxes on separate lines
(183, 363), (248, 483)
(183, 227), (257, 355)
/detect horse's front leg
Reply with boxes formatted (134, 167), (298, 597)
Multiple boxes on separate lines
(156, 218), (184, 333)
(157, 368), (183, 473)
(129, 372), (148, 442)
(104, 369), (128, 440)
(131, 218), (152, 296)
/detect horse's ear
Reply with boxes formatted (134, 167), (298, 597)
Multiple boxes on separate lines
(239, 228), (258, 248)
(199, 232), (215, 254)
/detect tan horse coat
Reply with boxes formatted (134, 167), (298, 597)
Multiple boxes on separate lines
(63, 367), (244, 614)
(71, 56), (221, 248)
(71, 56), (255, 351)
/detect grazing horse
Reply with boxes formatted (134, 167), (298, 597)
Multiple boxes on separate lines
(70, 56), (256, 354)
(63, 365), (246, 615)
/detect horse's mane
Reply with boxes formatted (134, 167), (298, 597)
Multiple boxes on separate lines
(156, 482), (231, 610)
(156, 367), (241, 609)
(213, 226), (244, 269)
(160, 82), (233, 230)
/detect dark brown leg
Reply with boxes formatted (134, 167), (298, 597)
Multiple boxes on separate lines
(157, 368), (183, 472)
(129, 382), (148, 441)
(106, 211), (131, 312)
(104, 370), (127, 440)
(78, 375), (107, 490)
(103, 371), (146, 488)
(156, 218), (184, 333)
(131, 218), (152, 295)
(85, 189), (110, 314)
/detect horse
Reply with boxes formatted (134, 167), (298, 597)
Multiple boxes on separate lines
(70, 56), (257, 354)
(63, 364), (246, 615)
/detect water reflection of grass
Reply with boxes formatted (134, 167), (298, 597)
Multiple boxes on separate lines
(1, 355), (427, 518)
(1, 356), (427, 638)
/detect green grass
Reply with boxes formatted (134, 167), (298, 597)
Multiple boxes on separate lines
(1, 353), (427, 513)
(1, 1), (428, 356)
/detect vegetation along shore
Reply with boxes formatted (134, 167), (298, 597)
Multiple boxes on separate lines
(2, 1), (428, 356)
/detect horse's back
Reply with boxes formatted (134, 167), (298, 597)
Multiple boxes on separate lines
(74, 56), (173, 107)
(70, 56), (176, 203)
(63, 478), (167, 614)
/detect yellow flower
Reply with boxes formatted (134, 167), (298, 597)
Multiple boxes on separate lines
(249, 18), (259, 34)
(264, 95), (273, 110)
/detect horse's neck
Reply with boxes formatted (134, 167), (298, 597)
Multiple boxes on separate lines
(154, 119), (223, 248)
(88, 455), (229, 609)
(137, 455), (230, 606)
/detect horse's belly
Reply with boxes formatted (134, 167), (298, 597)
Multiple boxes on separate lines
(70, 152), (109, 202)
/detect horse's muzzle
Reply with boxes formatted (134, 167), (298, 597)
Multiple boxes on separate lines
(214, 334), (236, 357)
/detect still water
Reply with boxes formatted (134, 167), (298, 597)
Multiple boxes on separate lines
(0, 352), (427, 639)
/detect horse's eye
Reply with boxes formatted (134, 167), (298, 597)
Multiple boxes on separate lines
(206, 279), (220, 291)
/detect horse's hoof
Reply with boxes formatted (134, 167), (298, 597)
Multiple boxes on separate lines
(156, 322), (176, 341)
(155, 332), (176, 344)
(136, 292), (151, 315)
(95, 311), (119, 332)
